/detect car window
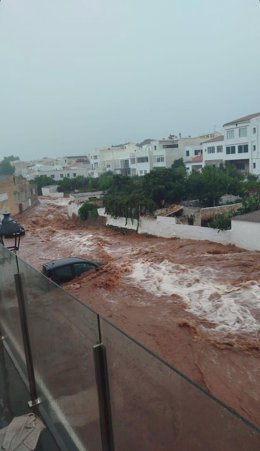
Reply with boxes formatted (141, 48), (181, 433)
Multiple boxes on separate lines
(53, 265), (74, 282)
(73, 262), (96, 277)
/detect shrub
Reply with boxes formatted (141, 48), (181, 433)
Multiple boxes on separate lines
(78, 203), (98, 221)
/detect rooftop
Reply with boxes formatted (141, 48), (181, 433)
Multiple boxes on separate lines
(202, 135), (224, 144)
(223, 113), (260, 127)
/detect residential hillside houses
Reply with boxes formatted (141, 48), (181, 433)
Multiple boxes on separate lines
(10, 112), (260, 180)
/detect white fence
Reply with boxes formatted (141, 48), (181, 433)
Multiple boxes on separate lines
(98, 209), (232, 244)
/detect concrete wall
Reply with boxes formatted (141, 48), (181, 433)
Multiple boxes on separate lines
(98, 209), (232, 244)
(96, 209), (260, 251)
(41, 186), (64, 197)
(0, 176), (38, 215)
(201, 203), (242, 222)
(231, 220), (260, 251)
(68, 202), (81, 218)
(41, 185), (58, 195)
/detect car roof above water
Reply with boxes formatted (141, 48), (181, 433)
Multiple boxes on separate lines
(43, 257), (92, 270)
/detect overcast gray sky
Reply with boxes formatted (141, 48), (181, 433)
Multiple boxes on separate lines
(0, 0), (259, 161)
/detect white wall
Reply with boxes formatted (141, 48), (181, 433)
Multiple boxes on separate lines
(98, 210), (232, 244)
(231, 220), (260, 251)
(68, 202), (81, 218)
(94, 209), (260, 251)
(41, 187), (64, 197)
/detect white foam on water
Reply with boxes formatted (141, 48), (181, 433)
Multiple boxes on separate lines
(41, 197), (71, 207)
(51, 233), (95, 255)
(129, 260), (260, 335)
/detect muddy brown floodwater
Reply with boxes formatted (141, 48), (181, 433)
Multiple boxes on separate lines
(17, 197), (260, 428)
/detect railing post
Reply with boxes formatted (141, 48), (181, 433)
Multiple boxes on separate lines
(93, 343), (114, 451)
(14, 273), (41, 407)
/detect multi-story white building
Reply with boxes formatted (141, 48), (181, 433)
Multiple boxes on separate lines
(92, 143), (138, 175)
(93, 140), (181, 176)
(202, 113), (260, 176)
(223, 113), (260, 175)
(15, 155), (93, 181)
(183, 133), (221, 173)
(202, 135), (225, 168)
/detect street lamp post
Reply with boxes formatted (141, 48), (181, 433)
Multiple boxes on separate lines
(0, 212), (24, 251)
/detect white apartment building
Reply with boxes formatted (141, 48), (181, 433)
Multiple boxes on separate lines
(93, 140), (180, 176)
(202, 135), (225, 168)
(183, 133), (221, 173)
(15, 155), (93, 181)
(26, 165), (92, 182)
(202, 113), (260, 176)
(93, 143), (138, 175)
(223, 113), (260, 175)
(143, 139), (180, 170)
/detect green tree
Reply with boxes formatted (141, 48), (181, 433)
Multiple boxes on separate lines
(30, 175), (54, 194)
(142, 167), (187, 207)
(0, 155), (19, 175)
(210, 211), (234, 230)
(78, 202), (98, 221)
(96, 172), (114, 190)
(240, 193), (260, 213)
(107, 174), (135, 194)
(57, 176), (90, 193)
(242, 174), (260, 196)
(187, 166), (242, 207)
(104, 192), (156, 222)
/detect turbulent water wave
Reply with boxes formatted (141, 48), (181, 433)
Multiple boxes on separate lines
(129, 260), (260, 335)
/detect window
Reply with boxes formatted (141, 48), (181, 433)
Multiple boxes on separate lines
(156, 155), (164, 162)
(60, 174), (64, 178)
(67, 173), (70, 177)
(106, 165), (111, 168)
(144, 170), (147, 174)
(93, 155), (98, 160)
(253, 163), (256, 169)
(238, 144), (248, 153)
(162, 144), (178, 148)
(186, 150), (190, 157)
(51, 175), (55, 179)
(253, 127), (256, 134)
(73, 173), (77, 177)
(139, 170), (143, 175)
(207, 146), (215, 154)
(239, 127), (247, 137)
(194, 149), (201, 155)
(226, 146), (236, 154)
(227, 129), (235, 139)
(253, 145), (256, 151)
(154, 145), (157, 150)
(53, 266), (73, 283)
(73, 262), (96, 277)
(236, 162), (246, 170)
(217, 146), (223, 153)
(137, 157), (148, 163)
(130, 158), (135, 164)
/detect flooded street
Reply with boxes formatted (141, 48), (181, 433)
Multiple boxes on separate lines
(17, 197), (260, 427)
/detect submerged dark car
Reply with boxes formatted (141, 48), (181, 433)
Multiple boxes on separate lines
(42, 257), (100, 285)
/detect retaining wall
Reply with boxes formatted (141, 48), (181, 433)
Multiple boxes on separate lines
(98, 209), (232, 244)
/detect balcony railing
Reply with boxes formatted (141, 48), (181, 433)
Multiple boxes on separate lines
(0, 244), (259, 451)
